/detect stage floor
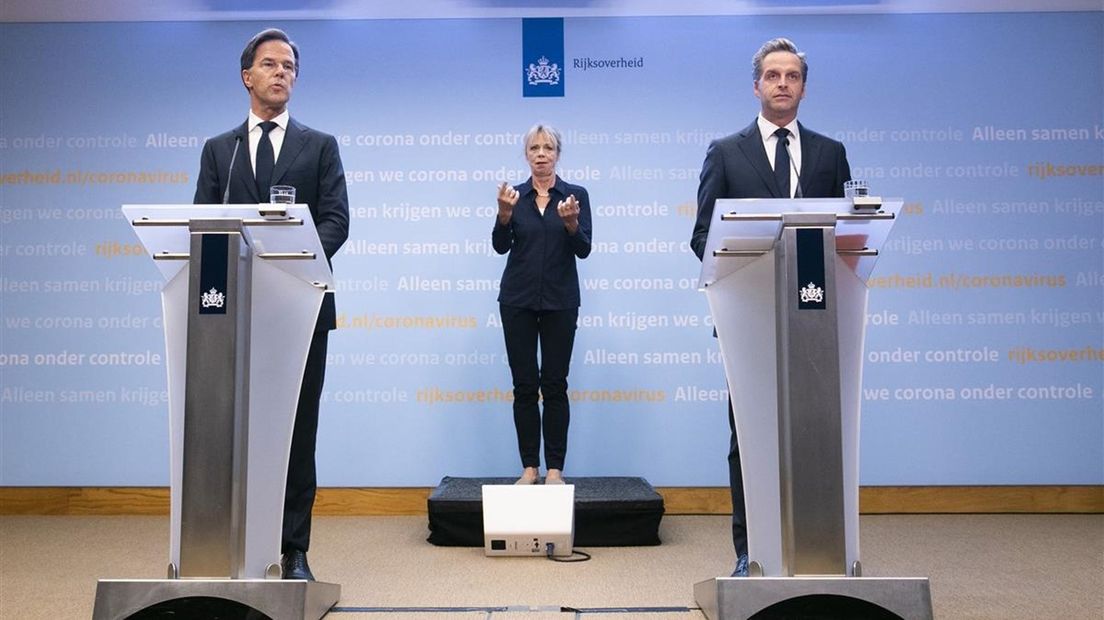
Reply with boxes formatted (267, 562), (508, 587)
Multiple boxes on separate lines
(2, 514), (1101, 619)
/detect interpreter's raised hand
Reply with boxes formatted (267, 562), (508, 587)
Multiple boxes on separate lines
(497, 181), (520, 224)
(558, 194), (580, 234)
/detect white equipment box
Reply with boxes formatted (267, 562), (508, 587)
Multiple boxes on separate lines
(481, 484), (575, 557)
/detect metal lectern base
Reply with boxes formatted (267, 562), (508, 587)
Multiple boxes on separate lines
(694, 576), (932, 620)
(93, 578), (340, 619)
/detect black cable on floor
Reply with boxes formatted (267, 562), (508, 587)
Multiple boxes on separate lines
(545, 542), (591, 562)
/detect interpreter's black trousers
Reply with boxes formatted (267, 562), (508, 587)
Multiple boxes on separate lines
(500, 304), (578, 470)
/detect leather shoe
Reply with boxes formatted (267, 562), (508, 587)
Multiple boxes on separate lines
(281, 550), (315, 581)
(730, 553), (749, 577)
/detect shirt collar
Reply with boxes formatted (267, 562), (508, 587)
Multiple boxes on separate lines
(757, 113), (800, 142)
(522, 175), (566, 196)
(248, 109), (290, 132)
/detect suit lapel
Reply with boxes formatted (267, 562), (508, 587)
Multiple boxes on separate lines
(272, 118), (307, 187)
(735, 120), (782, 198)
(231, 122), (261, 203)
(798, 122), (822, 197)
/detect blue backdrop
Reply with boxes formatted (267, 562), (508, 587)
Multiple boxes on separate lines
(1, 10), (1101, 487)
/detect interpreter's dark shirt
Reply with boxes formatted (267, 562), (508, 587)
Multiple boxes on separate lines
(492, 176), (592, 310)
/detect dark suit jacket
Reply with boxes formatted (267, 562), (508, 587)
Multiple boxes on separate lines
(691, 118), (851, 260)
(193, 117), (350, 330)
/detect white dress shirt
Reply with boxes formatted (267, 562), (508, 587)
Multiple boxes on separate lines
(248, 109), (290, 175)
(757, 113), (802, 198)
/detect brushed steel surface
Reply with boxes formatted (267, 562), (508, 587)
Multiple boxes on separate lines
(180, 220), (252, 578)
(721, 213), (785, 221)
(133, 217), (304, 227)
(257, 251), (317, 260)
(837, 211), (893, 219)
(714, 249), (769, 257)
(774, 224), (846, 577)
(93, 579), (340, 620)
(694, 576), (932, 620)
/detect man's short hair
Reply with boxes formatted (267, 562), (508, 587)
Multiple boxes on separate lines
(240, 28), (300, 76)
(752, 37), (807, 83)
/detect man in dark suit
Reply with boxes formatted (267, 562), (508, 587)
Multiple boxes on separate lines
(690, 37), (851, 577)
(193, 28), (350, 581)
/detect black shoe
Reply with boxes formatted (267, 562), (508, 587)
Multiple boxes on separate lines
(281, 550), (315, 581)
(730, 553), (749, 577)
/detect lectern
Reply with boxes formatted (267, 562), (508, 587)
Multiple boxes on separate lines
(93, 205), (340, 619)
(693, 198), (932, 619)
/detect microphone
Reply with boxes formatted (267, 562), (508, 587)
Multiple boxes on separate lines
(784, 137), (803, 198)
(223, 135), (242, 204)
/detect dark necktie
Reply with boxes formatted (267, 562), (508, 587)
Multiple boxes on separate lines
(773, 127), (791, 198)
(255, 121), (277, 200)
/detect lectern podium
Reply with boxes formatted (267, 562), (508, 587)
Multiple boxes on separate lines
(693, 198), (932, 619)
(93, 205), (340, 619)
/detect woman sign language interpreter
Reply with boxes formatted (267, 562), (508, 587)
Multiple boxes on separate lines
(491, 123), (593, 486)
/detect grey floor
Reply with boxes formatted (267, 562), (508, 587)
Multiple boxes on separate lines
(1, 514), (1101, 619)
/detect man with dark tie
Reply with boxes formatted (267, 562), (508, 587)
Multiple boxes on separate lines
(193, 28), (350, 581)
(690, 37), (851, 577)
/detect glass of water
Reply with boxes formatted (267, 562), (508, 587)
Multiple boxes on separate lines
(270, 185), (296, 204)
(843, 179), (868, 198)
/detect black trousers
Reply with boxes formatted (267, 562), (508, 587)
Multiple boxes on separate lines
(727, 397), (748, 558)
(282, 330), (328, 554)
(500, 304), (578, 470)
